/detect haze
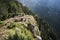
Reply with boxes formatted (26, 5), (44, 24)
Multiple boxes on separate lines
(18, 0), (60, 37)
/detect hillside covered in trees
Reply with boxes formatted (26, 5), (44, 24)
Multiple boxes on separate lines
(0, 0), (58, 40)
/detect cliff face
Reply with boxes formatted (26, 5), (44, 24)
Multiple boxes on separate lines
(0, 0), (57, 40)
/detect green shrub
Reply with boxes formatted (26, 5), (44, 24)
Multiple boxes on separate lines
(0, 21), (5, 27)
(7, 23), (16, 29)
(6, 22), (36, 40)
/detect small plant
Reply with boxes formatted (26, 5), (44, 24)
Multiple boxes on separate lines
(0, 21), (4, 27)
(7, 23), (16, 29)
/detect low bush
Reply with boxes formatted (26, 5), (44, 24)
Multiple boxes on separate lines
(0, 21), (5, 27)
(7, 23), (16, 29)
(6, 22), (36, 40)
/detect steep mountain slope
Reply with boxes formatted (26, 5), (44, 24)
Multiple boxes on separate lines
(0, 0), (57, 40)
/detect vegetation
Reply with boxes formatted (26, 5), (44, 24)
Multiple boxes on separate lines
(0, 0), (24, 21)
(6, 22), (35, 40)
(0, 21), (5, 27)
(7, 23), (16, 29)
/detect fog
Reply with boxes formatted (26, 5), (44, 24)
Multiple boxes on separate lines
(18, 0), (60, 36)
